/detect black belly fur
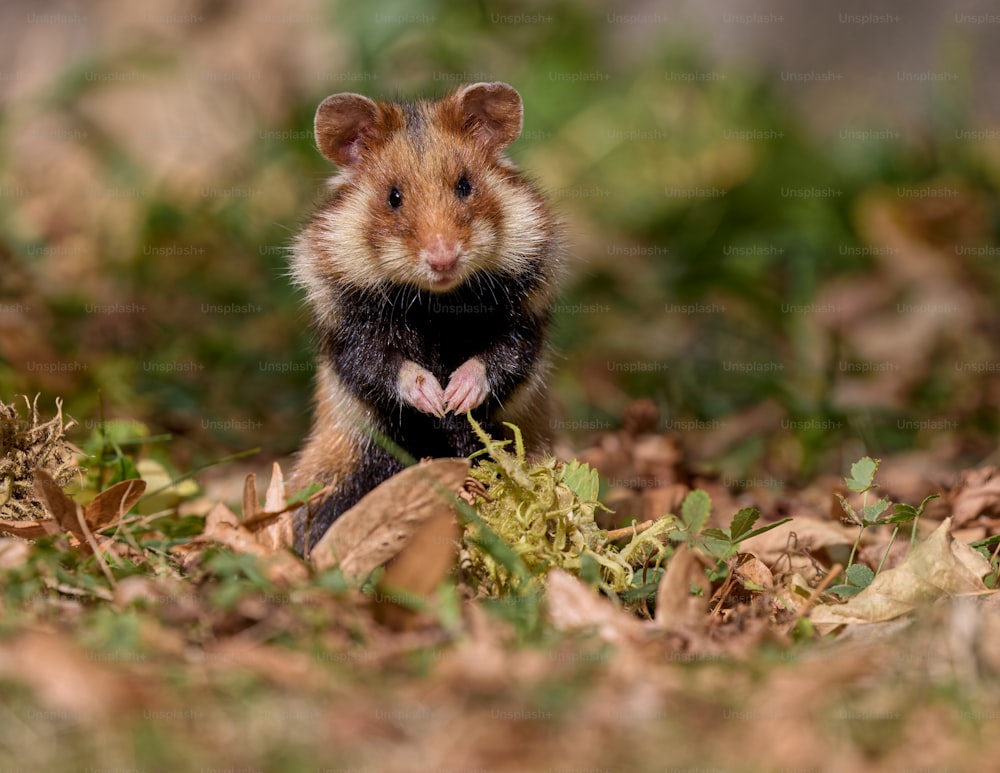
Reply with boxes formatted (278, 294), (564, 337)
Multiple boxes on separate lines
(294, 269), (548, 555)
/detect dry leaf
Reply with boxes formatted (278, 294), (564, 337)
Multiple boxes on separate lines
(243, 471), (259, 520)
(0, 632), (142, 722)
(546, 568), (645, 645)
(84, 478), (146, 530)
(0, 517), (59, 539)
(948, 467), (1000, 527)
(310, 458), (470, 577)
(196, 501), (309, 584)
(374, 510), (460, 631)
(201, 502), (270, 557)
(32, 468), (83, 541)
(734, 554), (774, 592)
(741, 516), (855, 566)
(263, 462), (285, 513)
(654, 543), (710, 629)
(252, 463), (294, 551)
(810, 518), (994, 632)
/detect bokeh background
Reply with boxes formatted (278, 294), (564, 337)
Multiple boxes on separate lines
(2, 0), (998, 489)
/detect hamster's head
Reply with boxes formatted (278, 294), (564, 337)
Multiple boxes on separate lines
(308, 82), (551, 294)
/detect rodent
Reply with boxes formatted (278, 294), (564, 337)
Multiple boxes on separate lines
(289, 82), (561, 556)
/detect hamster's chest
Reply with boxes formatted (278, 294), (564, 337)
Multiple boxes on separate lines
(344, 280), (514, 365)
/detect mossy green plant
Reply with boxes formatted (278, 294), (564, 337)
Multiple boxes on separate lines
(462, 416), (674, 598)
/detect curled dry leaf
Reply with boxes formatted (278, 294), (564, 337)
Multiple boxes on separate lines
(654, 543), (710, 630)
(239, 463), (294, 551)
(810, 518), (994, 633)
(734, 554), (775, 592)
(310, 458), (470, 578)
(84, 477), (147, 530)
(948, 467), (1000, 527)
(546, 567), (645, 646)
(32, 468), (83, 542)
(201, 502), (269, 557)
(374, 509), (460, 631)
(197, 501), (309, 584)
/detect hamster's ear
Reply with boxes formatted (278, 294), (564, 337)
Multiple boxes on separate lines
(314, 93), (380, 166)
(451, 82), (523, 152)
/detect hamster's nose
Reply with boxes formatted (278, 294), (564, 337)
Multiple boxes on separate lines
(423, 235), (461, 273)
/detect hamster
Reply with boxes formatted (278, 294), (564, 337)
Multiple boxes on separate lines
(289, 81), (561, 556)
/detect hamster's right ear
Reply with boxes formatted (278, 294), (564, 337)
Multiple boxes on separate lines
(314, 93), (380, 166)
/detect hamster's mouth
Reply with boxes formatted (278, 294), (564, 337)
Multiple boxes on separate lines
(428, 272), (462, 292)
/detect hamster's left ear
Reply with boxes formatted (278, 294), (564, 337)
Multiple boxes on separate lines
(449, 82), (523, 152)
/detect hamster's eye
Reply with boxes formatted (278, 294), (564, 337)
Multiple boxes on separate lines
(388, 187), (403, 209)
(454, 175), (472, 200)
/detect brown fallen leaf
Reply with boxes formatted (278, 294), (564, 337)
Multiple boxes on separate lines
(310, 458), (470, 577)
(223, 464), (299, 552)
(33, 468), (84, 543)
(201, 501), (271, 557)
(374, 509), (460, 631)
(84, 477), (146, 530)
(654, 543), (710, 630)
(546, 568), (645, 646)
(810, 518), (994, 633)
(0, 632), (143, 722)
(948, 467), (1000, 527)
(741, 516), (855, 573)
(28, 471), (146, 552)
(0, 517), (59, 539)
(195, 501), (309, 584)
(734, 554), (775, 592)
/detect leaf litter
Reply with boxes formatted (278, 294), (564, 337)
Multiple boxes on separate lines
(0, 402), (999, 770)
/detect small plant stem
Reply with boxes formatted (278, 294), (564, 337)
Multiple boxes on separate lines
(74, 504), (117, 589)
(846, 526), (863, 569)
(710, 569), (736, 616)
(875, 526), (900, 576)
(910, 514), (920, 547)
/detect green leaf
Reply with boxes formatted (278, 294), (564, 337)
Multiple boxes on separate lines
(971, 534), (1000, 549)
(680, 489), (712, 534)
(729, 507), (760, 541)
(579, 551), (602, 588)
(700, 531), (735, 560)
(700, 527), (731, 541)
(885, 504), (917, 524)
(561, 461), (600, 502)
(860, 498), (890, 525)
(845, 456), (880, 493)
(830, 583), (864, 599)
(845, 563), (875, 588)
(913, 493), (940, 517)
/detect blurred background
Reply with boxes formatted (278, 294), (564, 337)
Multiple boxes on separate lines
(1, 0), (998, 489)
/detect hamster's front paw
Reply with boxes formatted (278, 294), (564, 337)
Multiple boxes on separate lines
(444, 358), (489, 414)
(398, 360), (447, 417)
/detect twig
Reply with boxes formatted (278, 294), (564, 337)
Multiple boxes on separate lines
(604, 519), (656, 541)
(74, 504), (117, 589)
(797, 563), (843, 618)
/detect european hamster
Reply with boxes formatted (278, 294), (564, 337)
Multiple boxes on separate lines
(289, 82), (561, 555)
